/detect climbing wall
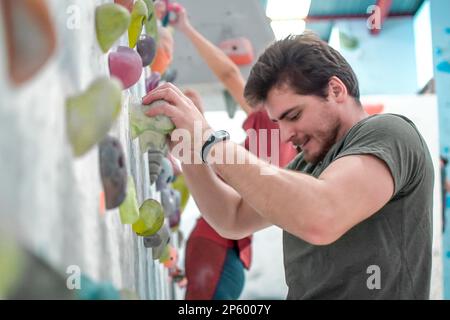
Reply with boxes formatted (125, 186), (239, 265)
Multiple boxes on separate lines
(0, 0), (182, 299)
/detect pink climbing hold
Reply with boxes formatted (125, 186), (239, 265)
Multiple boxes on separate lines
(114, 0), (134, 12)
(109, 46), (143, 89)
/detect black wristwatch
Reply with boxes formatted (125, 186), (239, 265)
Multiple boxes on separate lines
(201, 130), (230, 164)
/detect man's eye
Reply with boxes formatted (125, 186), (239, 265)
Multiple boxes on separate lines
(288, 112), (300, 121)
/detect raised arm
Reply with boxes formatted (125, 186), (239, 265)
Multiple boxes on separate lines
(173, 7), (252, 114)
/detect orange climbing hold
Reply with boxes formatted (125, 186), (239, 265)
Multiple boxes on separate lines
(363, 103), (384, 115)
(219, 37), (254, 66)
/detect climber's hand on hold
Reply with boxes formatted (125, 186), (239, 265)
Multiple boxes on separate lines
(142, 82), (213, 160)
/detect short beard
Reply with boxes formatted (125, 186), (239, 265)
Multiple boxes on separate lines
(307, 122), (341, 164)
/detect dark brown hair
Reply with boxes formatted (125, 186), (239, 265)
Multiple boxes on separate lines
(244, 32), (360, 106)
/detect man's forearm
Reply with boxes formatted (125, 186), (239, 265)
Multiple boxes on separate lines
(208, 140), (329, 241)
(181, 163), (243, 234)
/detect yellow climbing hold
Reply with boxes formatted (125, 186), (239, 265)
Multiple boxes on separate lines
(132, 199), (164, 236)
(128, 0), (149, 48)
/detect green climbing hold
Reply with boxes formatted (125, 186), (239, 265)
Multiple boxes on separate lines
(119, 176), (140, 224)
(151, 225), (170, 259)
(95, 3), (131, 53)
(128, 0), (149, 48)
(132, 199), (164, 236)
(223, 89), (238, 119)
(66, 78), (123, 157)
(143, 0), (159, 43)
(129, 100), (175, 139)
(138, 130), (168, 154)
(158, 244), (171, 264)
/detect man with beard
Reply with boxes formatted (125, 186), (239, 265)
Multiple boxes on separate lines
(142, 33), (434, 299)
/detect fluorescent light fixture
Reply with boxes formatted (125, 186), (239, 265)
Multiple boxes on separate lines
(266, 0), (311, 20)
(270, 19), (306, 40)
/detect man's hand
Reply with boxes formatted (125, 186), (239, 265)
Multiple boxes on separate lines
(142, 83), (213, 161)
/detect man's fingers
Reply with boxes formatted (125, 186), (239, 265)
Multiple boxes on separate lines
(145, 101), (180, 119)
(142, 85), (186, 108)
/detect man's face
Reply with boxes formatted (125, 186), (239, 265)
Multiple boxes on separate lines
(265, 84), (341, 164)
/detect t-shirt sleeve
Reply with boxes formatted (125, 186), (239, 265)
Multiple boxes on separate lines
(335, 114), (426, 197)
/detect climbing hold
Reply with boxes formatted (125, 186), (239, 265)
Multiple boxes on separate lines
(77, 275), (120, 300)
(219, 37), (254, 66)
(99, 136), (127, 209)
(128, 0), (149, 48)
(114, 0), (134, 12)
(66, 78), (123, 157)
(150, 27), (173, 74)
(160, 188), (177, 217)
(95, 3), (131, 53)
(168, 190), (181, 229)
(0, 237), (25, 299)
(132, 199), (165, 236)
(143, 0), (159, 41)
(148, 149), (165, 185)
(139, 130), (168, 154)
(172, 175), (190, 214)
(161, 245), (177, 268)
(129, 100), (175, 139)
(158, 244), (172, 264)
(363, 104), (384, 115)
(145, 72), (161, 93)
(169, 210), (181, 230)
(1, 0), (57, 85)
(156, 157), (174, 191)
(157, 245), (170, 264)
(339, 31), (359, 50)
(223, 89), (238, 119)
(151, 225), (170, 259)
(437, 61), (450, 74)
(119, 176), (140, 225)
(151, 43), (172, 75)
(137, 35), (157, 67)
(161, 67), (177, 83)
(143, 233), (162, 248)
(109, 46), (143, 89)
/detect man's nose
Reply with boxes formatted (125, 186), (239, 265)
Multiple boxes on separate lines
(279, 123), (295, 144)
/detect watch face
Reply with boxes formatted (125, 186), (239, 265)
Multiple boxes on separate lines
(215, 130), (229, 140)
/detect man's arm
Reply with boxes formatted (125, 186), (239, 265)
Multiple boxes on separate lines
(143, 83), (394, 246)
(207, 140), (395, 245)
(174, 8), (252, 114)
(181, 163), (272, 239)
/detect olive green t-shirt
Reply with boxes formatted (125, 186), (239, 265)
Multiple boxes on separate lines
(284, 113), (434, 299)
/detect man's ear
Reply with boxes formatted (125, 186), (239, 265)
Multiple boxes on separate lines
(328, 76), (347, 103)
